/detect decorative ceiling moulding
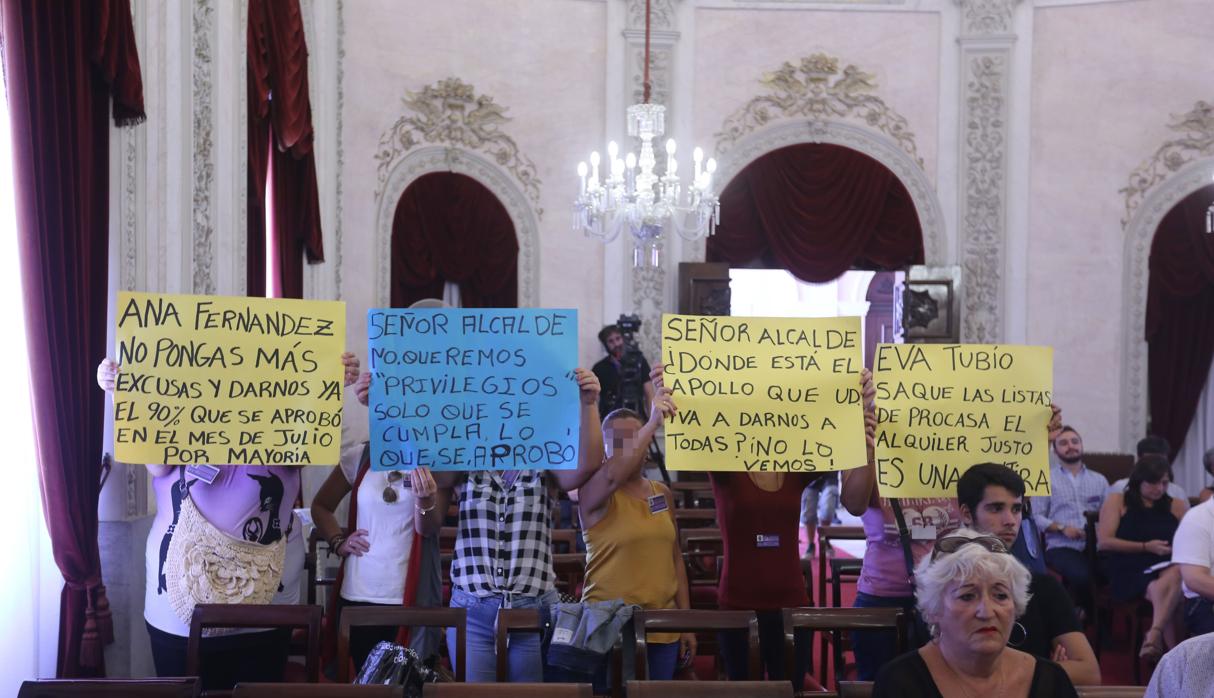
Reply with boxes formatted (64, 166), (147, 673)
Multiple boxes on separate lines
(374, 146), (540, 309)
(958, 0), (1020, 36)
(714, 53), (924, 168)
(191, 0), (217, 295)
(373, 78), (543, 220)
(627, 0), (676, 30)
(710, 54), (943, 267)
(1120, 113), (1214, 450)
(1120, 101), (1214, 228)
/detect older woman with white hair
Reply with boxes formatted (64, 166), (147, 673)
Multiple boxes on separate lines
(873, 528), (1078, 698)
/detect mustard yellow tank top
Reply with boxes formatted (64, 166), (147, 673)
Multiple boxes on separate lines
(582, 481), (680, 644)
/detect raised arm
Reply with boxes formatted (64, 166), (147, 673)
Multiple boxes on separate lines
(578, 387), (674, 525)
(841, 368), (878, 516)
(97, 358), (173, 478)
(551, 368), (606, 492)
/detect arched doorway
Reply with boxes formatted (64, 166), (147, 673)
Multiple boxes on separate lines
(1146, 183), (1214, 488)
(707, 143), (924, 280)
(694, 143), (925, 366)
(389, 172), (519, 308)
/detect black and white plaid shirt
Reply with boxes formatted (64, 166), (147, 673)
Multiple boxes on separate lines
(450, 470), (555, 598)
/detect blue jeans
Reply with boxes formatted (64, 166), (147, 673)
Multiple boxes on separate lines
(448, 587), (559, 683)
(852, 592), (917, 681)
(646, 641), (680, 680)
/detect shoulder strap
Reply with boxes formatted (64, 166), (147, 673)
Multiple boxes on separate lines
(890, 498), (917, 582)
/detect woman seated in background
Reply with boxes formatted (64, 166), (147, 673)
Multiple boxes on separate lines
(577, 388), (691, 681)
(1097, 454), (1188, 659)
(873, 528), (1077, 698)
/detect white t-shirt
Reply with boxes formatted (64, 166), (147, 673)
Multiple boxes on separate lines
(338, 448), (416, 604)
(1172, 499), (1214, 599)
(1106, 477), (1188, 501)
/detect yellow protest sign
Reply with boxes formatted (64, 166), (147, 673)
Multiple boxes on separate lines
(113, 291), (346, 466)
(873, 344), (1053, 498)
(661, 314), (867, 472)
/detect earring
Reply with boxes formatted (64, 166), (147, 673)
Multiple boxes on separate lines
(929, 623), (941, 641)
(1008, 621), (1027, 648)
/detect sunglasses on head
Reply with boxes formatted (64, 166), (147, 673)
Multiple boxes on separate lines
(383, 470), (407, 503)
(930, 535), (1009, 561)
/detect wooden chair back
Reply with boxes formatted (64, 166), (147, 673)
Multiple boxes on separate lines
(550, 528), (579, 554)
(1084, 453), (1136, 485)
(837, 681), (873, 698)
(783, 607), (904, 689)
(1075, 688), (1146, 698)
(626, 680), (791, 697)
(233, 685), (404, 697)
(817, 526), (865, 611)
(337, 606), (466, 682)
(424, 685), (592, 697)
(186, 604), (322, 683)
(18, 678), (199, 698)
(633, 609), (759, 680)
(494, 608), (545, 683)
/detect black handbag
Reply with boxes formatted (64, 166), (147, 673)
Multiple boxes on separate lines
(354, 641), (439, 696)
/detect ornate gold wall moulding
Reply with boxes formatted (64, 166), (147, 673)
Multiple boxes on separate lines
(714, 53), (922, 168)
(373, 78), (543, 218)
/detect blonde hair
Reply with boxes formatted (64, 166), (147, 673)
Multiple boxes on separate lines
(914, 527), (1032, 622)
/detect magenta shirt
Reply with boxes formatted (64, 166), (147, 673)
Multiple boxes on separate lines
(857, 497), (960, 598)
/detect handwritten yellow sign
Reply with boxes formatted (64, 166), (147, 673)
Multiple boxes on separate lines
(661, 314), (867, 472)
(113, 292), (346, 466)
(873, 343), (1053, 498)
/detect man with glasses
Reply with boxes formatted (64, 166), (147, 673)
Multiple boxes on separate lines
(956, 463), (1101, 685)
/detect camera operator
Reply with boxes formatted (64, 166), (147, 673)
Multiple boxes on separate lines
(592, 320), (655, 420)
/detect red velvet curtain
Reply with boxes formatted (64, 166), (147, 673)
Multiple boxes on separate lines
(247, 0), (323, 298)
(1147, 184), (1214, 458)
(707, 143), (924, 281)
(391, 172), (518, 308)
(1, 0), (144, 677)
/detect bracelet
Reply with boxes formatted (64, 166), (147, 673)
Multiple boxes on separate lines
(416, 500), (436, 515)
(328, 533), (347, 557)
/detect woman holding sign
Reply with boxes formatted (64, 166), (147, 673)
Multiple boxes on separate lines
(651, 365), (876, 685)
(310, 370), (444, 674)
(417, 368), (606, 683)
(97, 354), (359, 690)
(577, 389), (693, 681)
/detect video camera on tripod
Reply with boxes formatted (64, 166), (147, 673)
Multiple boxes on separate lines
(613, 314), (648, 418)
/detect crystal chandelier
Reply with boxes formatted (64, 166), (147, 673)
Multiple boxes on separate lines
(572, 0), (720, 267)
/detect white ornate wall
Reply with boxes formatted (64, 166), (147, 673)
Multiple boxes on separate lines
(108, 0), (1214, 500)
(1028, 0), (1214, 454)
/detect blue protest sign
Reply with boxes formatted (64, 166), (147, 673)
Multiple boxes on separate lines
(367, 308), (580, 471)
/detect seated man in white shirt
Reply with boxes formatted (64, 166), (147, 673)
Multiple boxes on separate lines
(1172, 497), (1214, 637)
(1106, 436), (1188, 500)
